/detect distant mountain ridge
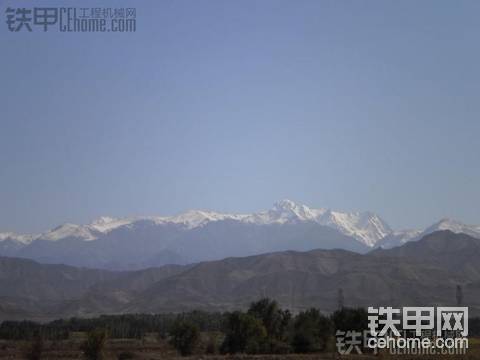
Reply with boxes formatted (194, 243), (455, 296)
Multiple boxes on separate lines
(375, 218), (480, 249)
(0, 200), (478, 269)
(1, 230), (479, 321)
(0, 200), (392, 245)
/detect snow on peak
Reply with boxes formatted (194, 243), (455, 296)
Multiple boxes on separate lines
(159, 200), (393, 246)
(39, 223), (98, 242)
(0, 201), (409, 248)
(0, 232), (37, 244)
(424, 218), (480, 239)
(271, 199), (325, 221)
(374, 229), (423, 249)
(92, 216), (117, 225)
(244, 200), (320, 225)
(317, 210), (392, 247)
(429, 218), (466, 231)
(166, 210), (245, 228)
(241, 200), (390, 246)
(376, 218), (480, 249)
(90, 216), (136, 233)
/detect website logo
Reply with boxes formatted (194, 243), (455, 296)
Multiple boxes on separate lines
(5, 7), (136, 33)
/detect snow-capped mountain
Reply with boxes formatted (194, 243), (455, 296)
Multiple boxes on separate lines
(0, 200), (390, 269)
(374, 229), (422, 249)
(421, 218), (480, 240)
(0, 200), (391, 246)
(1, 201), (478, 269)
(245, 200), (392, 247)
(374, 218), (480, 249)
(0, 232), (37, 245)
(316, 210), (392, 247)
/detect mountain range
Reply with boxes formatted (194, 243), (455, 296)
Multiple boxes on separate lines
(0, 230), (479, 321)
(0, 200), (479, 270)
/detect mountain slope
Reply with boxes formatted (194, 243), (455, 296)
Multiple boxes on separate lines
(1, 231), (479, 320)
(371, 230), (480, 279)
(122, 232), (475, 314)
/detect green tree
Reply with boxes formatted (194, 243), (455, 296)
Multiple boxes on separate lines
(221, 311), (267, 354)
(169, 319), (200, 356)
(292, 308), (332, 353)
(247, 298), (292, 353)
(248, 298), (291, 338)
(81, 328), (107, 360)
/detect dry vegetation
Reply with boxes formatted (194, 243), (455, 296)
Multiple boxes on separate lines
(0, 336), (479, 360)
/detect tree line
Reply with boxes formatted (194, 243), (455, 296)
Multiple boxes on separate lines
(2, 299), (480, 357)
(0, 299), (368, 356)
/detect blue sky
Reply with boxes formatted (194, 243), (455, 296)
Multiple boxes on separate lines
(1, 0), (479, 233)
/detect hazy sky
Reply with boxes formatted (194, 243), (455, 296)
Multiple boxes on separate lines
(1, 0), (479, 233)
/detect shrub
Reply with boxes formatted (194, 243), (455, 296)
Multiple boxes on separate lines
(221, 311), (267, 354)
(204, 332), (222, 354)
(169, 319), (200, 356)
(81, 328), (107, 360)
(331, 307), (368, 332)
(292, 308), (332, 353)
(248, 298), (291, 340)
